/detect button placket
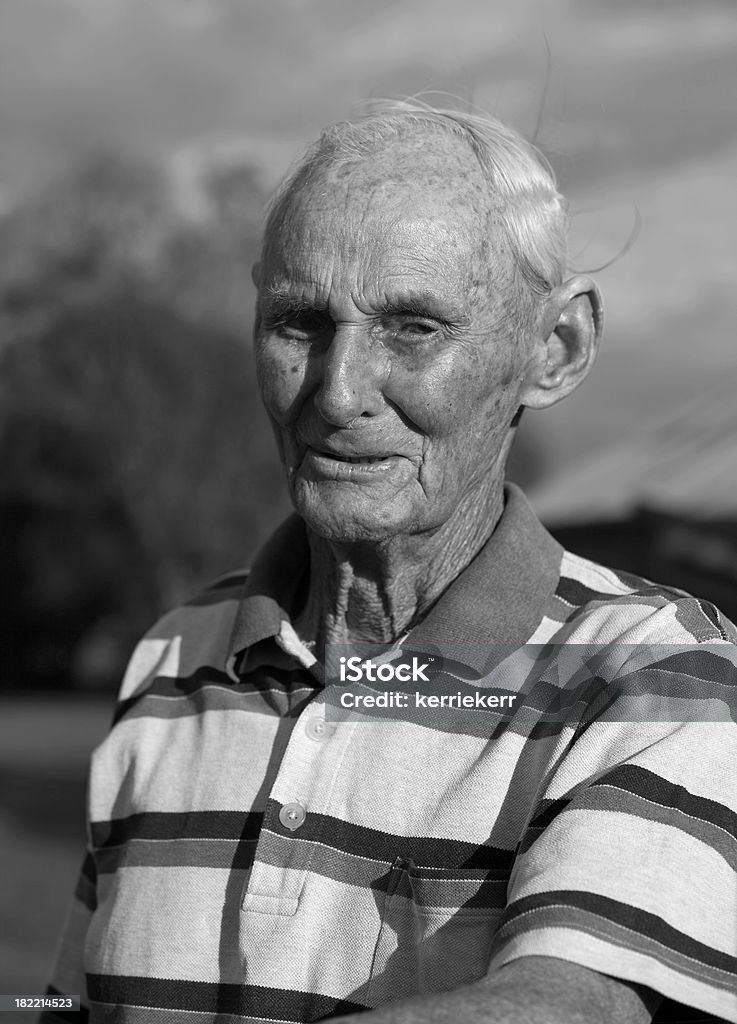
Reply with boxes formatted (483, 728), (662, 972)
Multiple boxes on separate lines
(241, 695), (357, 919)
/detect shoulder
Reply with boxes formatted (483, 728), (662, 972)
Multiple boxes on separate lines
(542, 548), (737, 646)
(117, 568), (250, 704)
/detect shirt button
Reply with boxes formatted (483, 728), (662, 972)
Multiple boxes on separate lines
(279, 802), (307, 831)
(306, 717), (334, 741)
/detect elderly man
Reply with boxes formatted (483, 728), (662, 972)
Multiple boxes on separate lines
(45, 101), (737, 1024)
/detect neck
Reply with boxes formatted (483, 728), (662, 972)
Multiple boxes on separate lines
(294, 480), (505, 660)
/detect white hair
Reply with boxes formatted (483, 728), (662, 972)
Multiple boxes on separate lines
(263, 98), (569, 308)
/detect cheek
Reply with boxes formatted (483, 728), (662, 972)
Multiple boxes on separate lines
(255, 340), (308, 424)
(389, 349), (520, 466)
(463, 336), (526, 429)
(388, 356), (496, 437)
(384, 354), (469, 433)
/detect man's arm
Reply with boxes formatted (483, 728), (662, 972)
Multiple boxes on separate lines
(330, 956), (659, 1024)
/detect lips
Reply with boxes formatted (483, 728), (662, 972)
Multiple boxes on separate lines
(310, 446), (389, 464)
(333, 455), (385, 464)
(299, 445), (403, 480)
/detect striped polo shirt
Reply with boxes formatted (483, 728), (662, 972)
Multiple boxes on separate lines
(45, 485), (737, 1023)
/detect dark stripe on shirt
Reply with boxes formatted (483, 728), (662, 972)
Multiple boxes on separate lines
(113, 666), (318, 725)
(593, 764), (737, 839)
(265, 801), (516, 871)
(498, 890), (737, 976)
(86, 975), (366, 1021)
(91, 811), (263, 848)
(89, 805), (515, 877)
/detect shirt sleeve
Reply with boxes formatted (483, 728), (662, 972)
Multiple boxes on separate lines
(39, 627), (177, 1024)
(489, 635), (737, 1023)
(40, 851), (96, 1023)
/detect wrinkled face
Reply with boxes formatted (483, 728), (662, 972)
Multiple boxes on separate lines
(254, 133), (533, 543)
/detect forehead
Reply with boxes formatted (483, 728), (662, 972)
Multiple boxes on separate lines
(261, 130), (514, 304)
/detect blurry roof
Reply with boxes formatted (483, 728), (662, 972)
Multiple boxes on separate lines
(529, 379), (737, 525)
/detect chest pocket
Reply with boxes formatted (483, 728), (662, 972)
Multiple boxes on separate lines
(366, 857), (509, 1006)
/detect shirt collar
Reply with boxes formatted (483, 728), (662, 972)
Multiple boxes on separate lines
(226, 513), (310, 665)
(226, 483), (562, 676)
(409, 484), (562, 671)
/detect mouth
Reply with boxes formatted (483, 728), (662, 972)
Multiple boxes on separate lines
(301, 446), (401, 479)
(331, 455), (385, 464)
(310, 444), (393, 463)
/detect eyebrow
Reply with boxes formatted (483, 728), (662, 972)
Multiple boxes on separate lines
(260, 285), (471, 327)
(260, 288), (325, 315)
(376, 293), (471, 326)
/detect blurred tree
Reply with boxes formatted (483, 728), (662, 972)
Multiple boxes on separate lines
(0, 148), (265, 343)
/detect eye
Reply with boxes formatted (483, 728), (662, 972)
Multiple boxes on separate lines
(268, 310), (331, 341)
(383, 315), (443, 342)
(398, 320), (438, 336)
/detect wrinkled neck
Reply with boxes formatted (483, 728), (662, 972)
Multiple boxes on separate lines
(293, 481), (505, 660)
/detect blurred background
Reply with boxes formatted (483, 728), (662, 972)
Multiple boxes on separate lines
(1, 0), (736, 1004)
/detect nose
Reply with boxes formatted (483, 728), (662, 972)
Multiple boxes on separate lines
(313, 325), (388, 426)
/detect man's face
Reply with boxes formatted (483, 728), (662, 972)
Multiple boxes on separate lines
(254, 135), (533, 544)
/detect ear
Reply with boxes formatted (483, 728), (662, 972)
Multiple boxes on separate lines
(520, 275), (603, 411)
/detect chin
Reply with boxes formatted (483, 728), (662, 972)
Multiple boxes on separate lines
(291, 489), (411, 545)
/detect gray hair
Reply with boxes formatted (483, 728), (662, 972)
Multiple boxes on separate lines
(263, 98), (569, 304)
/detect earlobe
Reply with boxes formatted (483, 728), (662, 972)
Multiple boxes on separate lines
(521, 275), (603, 410)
